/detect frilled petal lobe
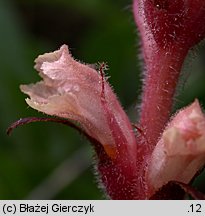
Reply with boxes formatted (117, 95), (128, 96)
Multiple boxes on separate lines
(147, 100), (205, 196)
(20, 45), (136, 163)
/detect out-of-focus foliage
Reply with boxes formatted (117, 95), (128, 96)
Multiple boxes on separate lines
(0, 0), (205, 199)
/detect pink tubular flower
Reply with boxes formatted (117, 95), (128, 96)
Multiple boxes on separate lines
(20, 45), (137, 199)
(20, 45), (137, 159)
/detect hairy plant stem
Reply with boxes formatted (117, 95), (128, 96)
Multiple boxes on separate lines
(139, 46), (188, 152)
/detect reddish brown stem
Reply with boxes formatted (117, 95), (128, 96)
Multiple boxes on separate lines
(139, 47), (188, 151)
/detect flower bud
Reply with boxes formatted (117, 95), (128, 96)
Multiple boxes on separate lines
(147, 100), (205, 196)
(20, 45), (138, 199)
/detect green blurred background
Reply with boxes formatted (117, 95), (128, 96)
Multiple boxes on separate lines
(1, 0), (205, 199)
